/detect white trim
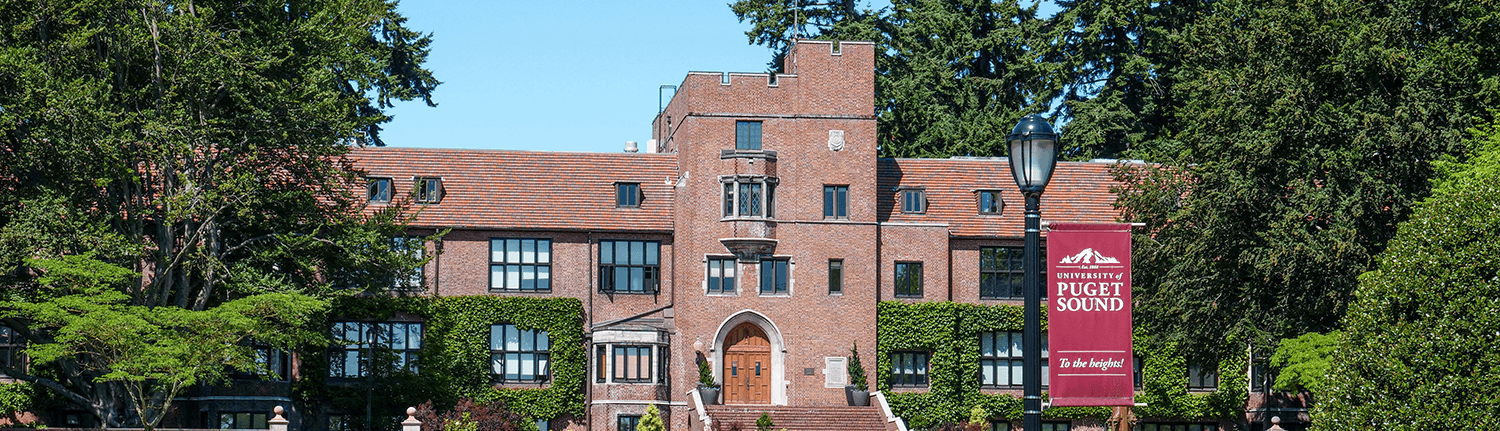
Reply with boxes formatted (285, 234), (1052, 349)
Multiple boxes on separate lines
(824, 357), (849, 388)
(872, 391), (907, 431)
(687, 388), (711, 430)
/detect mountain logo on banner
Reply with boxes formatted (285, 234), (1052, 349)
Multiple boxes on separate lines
(1058, 248), (1121, 265)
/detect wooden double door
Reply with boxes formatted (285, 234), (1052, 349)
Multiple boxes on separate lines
(722, 322), (771, 404)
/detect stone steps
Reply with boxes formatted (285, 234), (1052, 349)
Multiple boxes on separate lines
(705, 405), (888, 431)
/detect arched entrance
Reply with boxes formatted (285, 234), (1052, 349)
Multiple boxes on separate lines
(721, 322), (771, 404)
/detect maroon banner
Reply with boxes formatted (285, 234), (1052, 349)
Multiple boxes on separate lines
(1047, 223), (1134, 406)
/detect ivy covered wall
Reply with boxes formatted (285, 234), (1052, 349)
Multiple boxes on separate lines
(294, 295), (586, 424)
(875, 301), (1246, 429)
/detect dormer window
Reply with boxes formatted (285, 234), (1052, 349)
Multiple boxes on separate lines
(736, 121), (762, 150)
(367, 178), (392, 203)
(900, 188), (926, 214)
(722, 176), (776, 219)
(616, 183), (641, 208)
(977, 190), (1003, 215)
(414, 177), (443, 204)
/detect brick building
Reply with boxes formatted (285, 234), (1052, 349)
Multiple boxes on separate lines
(345, 39), (1115, 431)
(150, 39), (1296, 431)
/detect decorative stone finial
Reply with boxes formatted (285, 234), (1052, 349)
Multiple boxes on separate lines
(1271, 416), (1280, 425)
(402, 407), (423, 431)
(269, 406), (290, 431)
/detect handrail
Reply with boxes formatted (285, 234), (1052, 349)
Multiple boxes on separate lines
(871, 391), (907, 431)
(688, 388), (712, 430)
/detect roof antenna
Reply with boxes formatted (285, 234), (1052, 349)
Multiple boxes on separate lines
(792, 0), (800, 41)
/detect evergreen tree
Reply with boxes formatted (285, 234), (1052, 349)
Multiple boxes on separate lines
(638, 404), (665, 431)
(1117, 0), (1496, 360)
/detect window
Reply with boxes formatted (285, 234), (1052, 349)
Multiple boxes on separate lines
(708, 258), (736, 294)
(218, 412), (268, 430)
(742, 183), (762, 216)
(1135, 355), (1144, 389)
(980, 246), (1046, 299)
(978, 190), (1002, 214)
(989, 421), (1011, 431)
(981, 247), (1023, 299)
(367, 178), (392, 203)
(618, 415), (641, 431)
(600, 240), (661, 294)
(596, 345), (607, 383)
(828, 259), (843, 294)
(722, 177), (777, 218)
(824, 185), (849, 219)
(490, 238), (552, 292)
(414, 177), (442, 204)
(393, 237), (425, 290)
(1134, 424), (1219, 431)
(889, 351), (929, 387)
(490, 324), (550, 383)
(736, 120), (762, 150)
(894, 262), (923, 297)
(1042, 422), (1072, 431)
(759, 258), (789, 295)
(901, 189), (926, 214)
(329, 322), (422, 378)
(596, 344), (665, 384)
(0, 326), (24, 376)
(612, 345), (653, 383)
(979, 331), (1049, 388)
(232, 341), (289, 380)
(327, 415), (351, 431)
(616, 183), (641, 208)
(658, 344), (670, 383)
(1188, 358), (1218, 390)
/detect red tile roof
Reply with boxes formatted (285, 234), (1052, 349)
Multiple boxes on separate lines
(350, 147), (678, 232)
(877, 158), (1125, 237)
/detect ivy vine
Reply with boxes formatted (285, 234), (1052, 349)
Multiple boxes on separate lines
(293, 295), (585, 424)
(0, 382), (36, 418)
(876, 301), (1246, 429)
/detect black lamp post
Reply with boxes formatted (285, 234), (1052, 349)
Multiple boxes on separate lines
(1007, 114), (1058, 431)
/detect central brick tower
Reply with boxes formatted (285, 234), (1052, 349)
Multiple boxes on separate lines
(653, 39), (879, 428)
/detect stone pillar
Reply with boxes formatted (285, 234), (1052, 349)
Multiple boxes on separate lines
(1268, 416), (1286, 431)
(402, 407), (422, 431)
(268, 406), (288, 431)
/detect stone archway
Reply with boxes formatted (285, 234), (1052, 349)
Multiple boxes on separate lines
(711, 310), (786, 405)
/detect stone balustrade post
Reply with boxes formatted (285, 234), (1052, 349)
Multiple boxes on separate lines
(402, 407), (422, 431)
(269, 406), (289, 431)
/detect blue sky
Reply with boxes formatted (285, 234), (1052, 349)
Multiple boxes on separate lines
(378, 1), (781, 153)
(379, 1), (1057, 154)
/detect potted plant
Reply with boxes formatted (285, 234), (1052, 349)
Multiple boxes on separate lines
(698, 357), (721, 405)
(845, 341), (870, 406)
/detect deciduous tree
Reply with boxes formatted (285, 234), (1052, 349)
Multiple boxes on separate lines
(0, 0), (439, 427)
(1315, 119), (1500, 429)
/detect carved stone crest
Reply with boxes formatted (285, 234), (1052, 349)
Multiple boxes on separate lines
(827, 129), (845, 151)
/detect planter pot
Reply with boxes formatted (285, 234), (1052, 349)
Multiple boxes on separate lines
(698, 386), (721, 405)
(845, 385), (870, 406)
